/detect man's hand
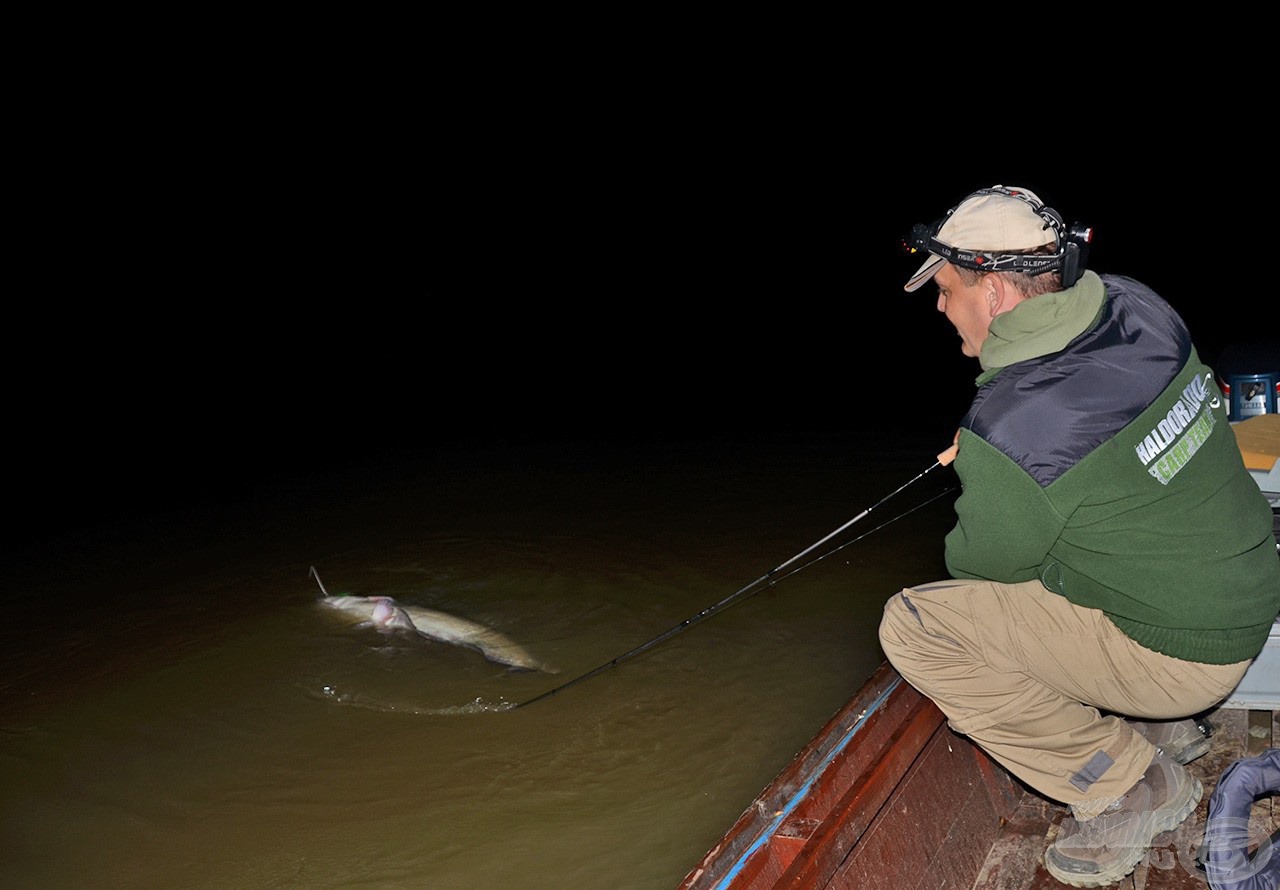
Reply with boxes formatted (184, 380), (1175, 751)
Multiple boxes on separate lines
(937, 429), (960, 466)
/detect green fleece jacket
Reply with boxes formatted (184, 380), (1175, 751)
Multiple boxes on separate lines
(946, 271), (1280, 664)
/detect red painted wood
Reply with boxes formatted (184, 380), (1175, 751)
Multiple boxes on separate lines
(679, 663), (908, 889)
(678, 662), (1025, 890)
(825, 727), (1020, 889)
(777, 695), (944, 889)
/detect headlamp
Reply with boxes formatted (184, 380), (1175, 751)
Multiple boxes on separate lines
(901, 187), (1094, 287)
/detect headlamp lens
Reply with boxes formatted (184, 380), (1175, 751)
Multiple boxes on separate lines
(903, 222), (933, 256)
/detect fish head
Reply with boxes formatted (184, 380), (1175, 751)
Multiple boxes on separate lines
(319, 595), (377, 620)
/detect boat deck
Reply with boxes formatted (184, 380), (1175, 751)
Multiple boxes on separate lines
(973, 704), (1278, 889)
(678, 662), (1279, 890)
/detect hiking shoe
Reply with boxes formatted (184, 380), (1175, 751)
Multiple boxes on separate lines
(1044, 749), (1202, 887)
(1129, 716), (1213, 765)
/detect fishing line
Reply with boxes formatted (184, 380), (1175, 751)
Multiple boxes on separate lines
(513, 453), (957, 709)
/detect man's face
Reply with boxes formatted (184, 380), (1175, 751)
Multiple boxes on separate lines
(933, 263), (994, 359)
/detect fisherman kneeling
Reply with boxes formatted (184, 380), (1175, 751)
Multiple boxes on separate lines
(879, 185), (1280, 887)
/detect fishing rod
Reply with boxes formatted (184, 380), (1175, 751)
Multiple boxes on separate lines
(513, 445), (959, 710)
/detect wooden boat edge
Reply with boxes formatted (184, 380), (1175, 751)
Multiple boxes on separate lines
(677, 660), (1027, 890)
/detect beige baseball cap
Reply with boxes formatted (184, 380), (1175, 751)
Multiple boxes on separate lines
(904, 186), (1060, 292)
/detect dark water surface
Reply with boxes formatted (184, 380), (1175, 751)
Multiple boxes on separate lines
(0, 432), (958, 889)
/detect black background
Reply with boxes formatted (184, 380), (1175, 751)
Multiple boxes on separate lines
(10, 102), (1276, 543)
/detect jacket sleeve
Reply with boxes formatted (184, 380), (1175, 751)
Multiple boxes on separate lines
(944, 430), (1068, 583)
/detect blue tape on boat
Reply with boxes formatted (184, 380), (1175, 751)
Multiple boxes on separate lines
(712, 676), (903, 890)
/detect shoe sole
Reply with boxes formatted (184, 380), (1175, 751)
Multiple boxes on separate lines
(1166, 734), (1211, 765)
(1043, 774), (1203, 888)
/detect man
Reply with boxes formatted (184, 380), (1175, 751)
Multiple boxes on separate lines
(878, 185), (1280, 887)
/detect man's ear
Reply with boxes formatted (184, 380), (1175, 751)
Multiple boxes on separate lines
(986, 275), (1009, 318)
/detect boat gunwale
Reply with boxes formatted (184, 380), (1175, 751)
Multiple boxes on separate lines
(678, 662), (909, 889)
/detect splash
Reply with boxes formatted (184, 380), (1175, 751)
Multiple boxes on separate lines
(300, 682), (516, 715)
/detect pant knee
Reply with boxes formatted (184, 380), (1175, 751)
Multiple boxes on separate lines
(878, 591), (920, 664)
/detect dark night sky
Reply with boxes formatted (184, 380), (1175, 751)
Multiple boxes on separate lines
(11, 131), (1276, 545)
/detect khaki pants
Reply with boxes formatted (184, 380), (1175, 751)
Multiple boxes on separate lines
(879, 579), (1249, 819)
